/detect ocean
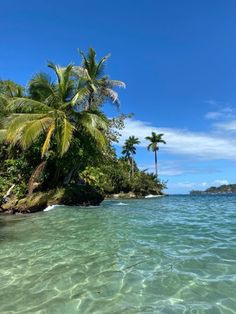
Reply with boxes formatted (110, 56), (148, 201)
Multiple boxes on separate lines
(1, 195), (236, 313)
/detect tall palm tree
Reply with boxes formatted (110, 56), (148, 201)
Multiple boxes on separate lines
(145, 132), (166, 180)
(72, 48), (126, 110)
(122, 136), (140, 177)
(4, 62), (108, 158)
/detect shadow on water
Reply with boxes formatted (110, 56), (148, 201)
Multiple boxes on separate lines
(0, 215), (27, 242)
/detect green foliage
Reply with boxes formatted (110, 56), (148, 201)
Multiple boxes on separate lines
(81, 166), (105, 188)
(0, 148), (33, 200)
(80, 158), (164, 196)
(130, 172), (164, 196)
(0, 48), (166, 208)
(145, 132), (166, 179)
(190, 184), (236, 195)
(145, 132), (166, 152)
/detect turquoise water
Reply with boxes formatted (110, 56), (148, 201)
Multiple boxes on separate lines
(1, 195), (236, 313)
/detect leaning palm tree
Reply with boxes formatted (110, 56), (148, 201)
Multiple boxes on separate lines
(72, 48), (126, 110)
(145, 132), (166, 180)
(122, 136), (140, 177)
(3, 63), (109, 193)
(5, 62), (108, 158)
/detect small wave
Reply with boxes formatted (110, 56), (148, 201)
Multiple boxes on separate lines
(114, 202), (128, 206)
(145, 194), (163, 199)
(44, 204), (62, 212)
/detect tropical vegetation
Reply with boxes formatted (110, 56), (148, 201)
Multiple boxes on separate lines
(122, 136), (140, 177)
(190, 184), (236, 195)
(0, 48), (166, 213)
(145, 132), (166, 180)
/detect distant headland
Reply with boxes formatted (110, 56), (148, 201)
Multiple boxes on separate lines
(190, 184), (236, 195)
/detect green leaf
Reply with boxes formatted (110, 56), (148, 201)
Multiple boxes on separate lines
(78, 112), (107, 148)
(8, 98), (51, 113)
(20, 117), (54, 149)
(6, 114), (47, 143)
(0, 129), (6, 143)
(58, 118), (75, 156)
(41, 123), (55, 157)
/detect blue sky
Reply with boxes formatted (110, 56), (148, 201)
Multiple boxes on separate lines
(1, 0), (236, 193)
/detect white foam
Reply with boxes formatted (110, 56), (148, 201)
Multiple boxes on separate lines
(145, 194), (163, 199)
(114, 202), (128, 206)
(44, 204), (62, 212)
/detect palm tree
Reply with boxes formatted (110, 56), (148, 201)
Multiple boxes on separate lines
(72, 48), (126, 110)
(122, 136), (140, 177)
(5, 62), (108, 158)
(145, 132), (166, 180)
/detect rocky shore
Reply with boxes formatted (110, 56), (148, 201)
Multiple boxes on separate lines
(105, 191), (164, 199)
(0, 185), (104, 214)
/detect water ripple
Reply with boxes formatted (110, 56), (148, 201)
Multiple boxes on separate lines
(0, 195), (236, 313)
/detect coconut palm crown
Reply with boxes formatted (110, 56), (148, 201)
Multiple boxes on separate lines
(122, 135), (140, 176)
(72, 48), (126, 111)
(4, 59), (109, 158)
(145, 132), (166, 179)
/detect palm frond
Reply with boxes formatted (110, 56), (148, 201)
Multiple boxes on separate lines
(0, 95), (10, 127)
(104, 88), (119, 106)
(71, 66), (91, 80)
(0, 95), (9, 106)
(8, 98), (51, 113)
(0, 80), (24, 97)
(19, 117), (54, 150)
(88, 48), (96, 77)
(28, 73), (55, 101)
(41, 123), (55, 157)
(96, 53), (110, 76)
(78, 50), (90, 71)
(0, 129), (6, 143)
(109, 80), (126, 88)
(71, 87), (89, 106)
(48, 62), (74, 101)
(6, 114), (47, 143)
(58, 118), (75, 156)
(78, 112), (107, 148)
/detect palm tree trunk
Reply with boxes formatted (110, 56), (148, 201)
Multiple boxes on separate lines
(128, 157), (131, 179)
(154, 150), (158, 181)
(28, 161), (47, 195)
(131, 153), (134, 177)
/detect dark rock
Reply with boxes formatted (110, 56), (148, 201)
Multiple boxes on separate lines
(0, 184), (104, 214)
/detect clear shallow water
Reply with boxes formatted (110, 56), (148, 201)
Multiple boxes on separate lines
(1, 195), (236, 314)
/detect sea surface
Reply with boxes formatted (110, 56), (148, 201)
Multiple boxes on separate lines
(0, 195), (236, 313)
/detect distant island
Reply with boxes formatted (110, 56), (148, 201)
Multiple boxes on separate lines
(190, 184), (236, 195)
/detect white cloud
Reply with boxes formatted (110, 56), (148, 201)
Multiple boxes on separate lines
(212, 179), (229, 186)
(214, 120), (236, 132)
(204, 102), (234, 120)
(119, 118), (236, 160)
(159, 168), (184, 176)
(205, 111), (223, 120)
(140, 163), (184, 176)
(205, 99), (220, 106)
(204, 100), (232, 110)
(168, 179), (229, 193)
(174, 182), (207, 189)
